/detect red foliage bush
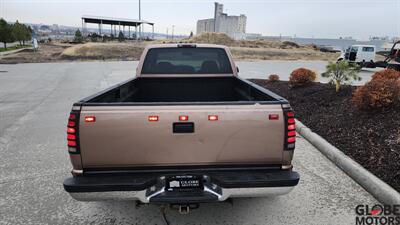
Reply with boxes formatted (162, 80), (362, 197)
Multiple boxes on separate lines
(289, 68), (316, 87)
(353, 70), (400, 110)
(371, 69), (400, 81)
(268, 74), (280, 82)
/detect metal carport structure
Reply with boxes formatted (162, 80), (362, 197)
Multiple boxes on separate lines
(81, 15), (154, 39)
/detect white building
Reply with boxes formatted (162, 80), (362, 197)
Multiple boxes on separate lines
(196, 2), (247, 40)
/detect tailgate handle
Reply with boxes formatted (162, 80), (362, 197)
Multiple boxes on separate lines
(173, 122), (194, 133)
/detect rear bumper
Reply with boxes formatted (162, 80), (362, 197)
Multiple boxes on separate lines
(63, 169), (299, 203)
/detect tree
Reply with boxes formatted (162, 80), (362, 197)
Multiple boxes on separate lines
(74, 29), (84, 43)
(22, 25), (32, 45)
(322, 61), (361, 92)
(0, 18), (15, 49)
(189, 31), (193, 38)
(12, 20), (26, 46)
(118, 31), (125, 42)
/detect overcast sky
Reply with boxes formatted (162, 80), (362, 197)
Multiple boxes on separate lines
(0, 0), (399, 40)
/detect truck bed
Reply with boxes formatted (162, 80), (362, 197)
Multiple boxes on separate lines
(81, 77), (285, 104)
(73, 76), (289, 168)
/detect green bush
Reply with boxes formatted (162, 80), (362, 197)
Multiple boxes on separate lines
(118, 31), (125, 42)
(74, 29), (84, 43)
(321, 61), (361, 92)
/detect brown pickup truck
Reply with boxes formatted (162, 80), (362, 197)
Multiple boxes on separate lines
(63, 44), (299, 211)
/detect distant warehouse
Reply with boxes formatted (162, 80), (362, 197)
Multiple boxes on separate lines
(197, 2), (247, 40)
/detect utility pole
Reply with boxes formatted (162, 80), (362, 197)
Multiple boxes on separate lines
(166, 28), (168, 39)
(172, 25), (174, 41)
(138, 0), (141, 40)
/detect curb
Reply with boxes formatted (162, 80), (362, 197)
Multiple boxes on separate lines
(296, 119), (400, 205)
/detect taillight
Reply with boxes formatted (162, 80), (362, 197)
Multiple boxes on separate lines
(179, 115), (189, 121)
(284, 108), (296, 150)
(148, 115), (159, 122)
(208, 115), (218, 121)
(68, 140), (77, 147)
(67, 111), (80, 153)
(67, 127), (75, 134)
(67, 134), (76, 140)
(269, 114), (279, 120)
(84, 116), (96, 122)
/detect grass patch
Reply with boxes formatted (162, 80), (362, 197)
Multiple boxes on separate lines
(0, 45), (31, 53)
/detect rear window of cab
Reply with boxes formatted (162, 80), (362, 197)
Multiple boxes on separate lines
(141, 48), (233, 74)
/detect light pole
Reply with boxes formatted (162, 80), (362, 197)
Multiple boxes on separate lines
(138, 0), (141, 40)
(172, 25), (175, 41)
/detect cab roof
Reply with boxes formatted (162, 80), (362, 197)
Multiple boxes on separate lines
(351, 44), (375, 48)
(146, 43), (229, 49)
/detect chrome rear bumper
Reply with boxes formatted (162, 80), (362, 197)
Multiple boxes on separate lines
(68, 186), (295, 203)
(64, 170), (299, 203)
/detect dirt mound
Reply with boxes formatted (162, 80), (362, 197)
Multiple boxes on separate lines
(281, 41), (300, 49)
(61, 42), (144, 60)
(187, 33), (236, 46)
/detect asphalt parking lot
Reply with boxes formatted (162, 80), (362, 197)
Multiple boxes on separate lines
(0, 61), (378, 225)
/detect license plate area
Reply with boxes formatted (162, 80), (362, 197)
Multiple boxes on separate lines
(173, 122), (194, 133)
(165, 175), (203, 192)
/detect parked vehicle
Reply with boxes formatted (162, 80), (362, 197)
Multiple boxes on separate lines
(375, 41), (400, 71)
(337, 45), (376, 68)
(63, 44), (300, 213)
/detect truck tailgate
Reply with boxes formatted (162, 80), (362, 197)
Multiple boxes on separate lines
(78, 104), (285, 168)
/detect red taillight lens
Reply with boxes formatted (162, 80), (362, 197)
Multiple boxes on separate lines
(67, 134), (76, 140)
(148, 115), (159, 122)
(285, 109), (296, 150)
(269, 114), (279, 120)
(287, 112), (294, 117)
(179, 115), (189, 121)
(85, 116), (96, 122)
(208, 115), (219, 121)
(67, 112), (79, 153)
(68, 140), (77, 147)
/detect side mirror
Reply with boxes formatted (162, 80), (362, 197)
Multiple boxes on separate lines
(236, 67), (239, 73)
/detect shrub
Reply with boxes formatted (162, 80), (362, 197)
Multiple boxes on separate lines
(118, 31), (125, 42)
(74, 29), (84, 43)
(268, 74), (280, 82)
(371, 69), (400, 81)
(289, 68), (317, 87)
(321, 61), (361, 92)
(353, 77), (400, 110)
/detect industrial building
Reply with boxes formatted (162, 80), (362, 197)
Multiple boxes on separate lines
(196, 2), (247, 40)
